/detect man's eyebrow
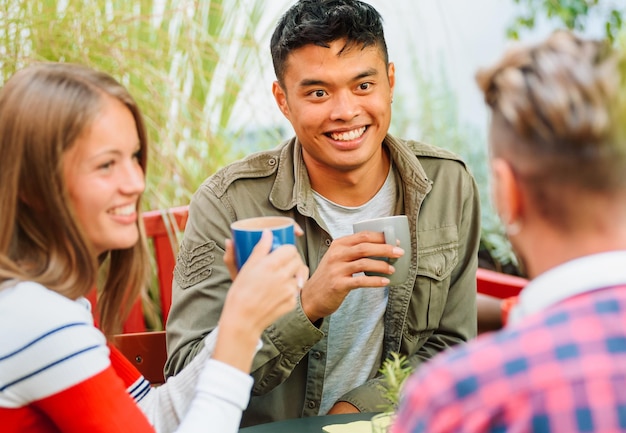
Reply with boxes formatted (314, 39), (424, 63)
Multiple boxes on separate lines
(298, 68), (380, 88)
(299, 78), (327, 87)
(354, 68), (379, 80)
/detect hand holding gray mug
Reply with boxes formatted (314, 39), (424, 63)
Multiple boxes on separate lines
(353, 215), (411, 286)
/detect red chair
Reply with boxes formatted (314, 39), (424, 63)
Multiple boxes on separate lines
(476, 267), (528, 299)
(113, 331), (168, 385)
(88, 205), (189, 333)
(141, 205), (189, 326)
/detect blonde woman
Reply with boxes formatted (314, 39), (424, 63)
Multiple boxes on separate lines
(0, 63), (307, 432)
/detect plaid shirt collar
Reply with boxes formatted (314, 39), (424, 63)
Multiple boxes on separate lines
(509, 250), (626, 325)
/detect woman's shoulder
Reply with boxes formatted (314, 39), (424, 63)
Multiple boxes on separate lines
(0, 281), (109, 406)
(0, 280), (93, 330)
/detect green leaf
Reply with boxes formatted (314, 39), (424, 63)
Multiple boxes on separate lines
(376, 353), (414, 412)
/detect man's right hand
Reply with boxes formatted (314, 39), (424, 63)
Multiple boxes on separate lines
(300, 231), (404, 323)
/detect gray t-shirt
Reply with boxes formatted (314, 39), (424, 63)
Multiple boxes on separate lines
(313, 167), (397, 415)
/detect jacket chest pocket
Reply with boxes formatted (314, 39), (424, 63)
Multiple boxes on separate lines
(409, 225), (459, 333)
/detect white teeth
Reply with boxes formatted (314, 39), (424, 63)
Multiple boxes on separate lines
(110, 204), (136, 216)
(330, 126), (366, 141)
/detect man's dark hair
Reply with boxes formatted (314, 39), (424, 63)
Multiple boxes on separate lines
(270, 0), (388, 84)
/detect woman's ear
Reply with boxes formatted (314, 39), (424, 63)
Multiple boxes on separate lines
(491, 158), (523, 230)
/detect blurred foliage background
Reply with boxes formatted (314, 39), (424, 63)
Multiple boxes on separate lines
(508, 0), (624, 42)
(1, 0), (623, 279)
(0, 0), (278, 211)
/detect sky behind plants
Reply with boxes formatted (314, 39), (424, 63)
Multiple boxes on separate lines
(236, 0), (609, 140)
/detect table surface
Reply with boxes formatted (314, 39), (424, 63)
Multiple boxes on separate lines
(238, 412), (378, 433)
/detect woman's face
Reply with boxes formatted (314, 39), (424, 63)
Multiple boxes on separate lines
(63, 95), (145, 256)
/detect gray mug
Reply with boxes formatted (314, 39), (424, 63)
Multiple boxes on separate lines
(353, 215), (411, 286)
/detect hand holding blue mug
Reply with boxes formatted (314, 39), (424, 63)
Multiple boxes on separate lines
(219, 222), (308, 372)
(231, 216), (297, 270)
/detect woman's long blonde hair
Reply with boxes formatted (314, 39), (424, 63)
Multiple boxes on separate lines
(0, 63), (150, 336)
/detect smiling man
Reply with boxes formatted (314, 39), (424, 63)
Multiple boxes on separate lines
(165, 0), (481, 427)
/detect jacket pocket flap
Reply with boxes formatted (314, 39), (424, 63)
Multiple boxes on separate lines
(417, 225), (459, 281)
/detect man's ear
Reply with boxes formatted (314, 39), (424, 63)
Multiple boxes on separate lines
(491, 158), (523, 227)
(272, 81), (290, 120)
(387, 62), (396, 101)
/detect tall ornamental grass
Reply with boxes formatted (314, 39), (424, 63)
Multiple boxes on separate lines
(0, 0), (274, 210)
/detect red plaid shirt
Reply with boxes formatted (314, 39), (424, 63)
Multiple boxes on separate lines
(392, 252), (626, 433)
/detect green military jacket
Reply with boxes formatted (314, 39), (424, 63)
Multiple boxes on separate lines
(164, 134), (481, 426)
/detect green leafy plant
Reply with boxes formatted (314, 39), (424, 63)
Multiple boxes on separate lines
(377, 352), (414, 412)
(508, 0), (624, 42)
(479, 213), (521, 276)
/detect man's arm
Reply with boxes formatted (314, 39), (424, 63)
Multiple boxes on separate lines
(164, 190), (232, 377)
(164, 186), (323, 389)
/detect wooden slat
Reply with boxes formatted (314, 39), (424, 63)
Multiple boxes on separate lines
(113, 331), (167, 385)
(142, 205), (189, 324)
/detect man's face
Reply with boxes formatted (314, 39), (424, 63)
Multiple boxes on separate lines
(273, 39), (395, 177)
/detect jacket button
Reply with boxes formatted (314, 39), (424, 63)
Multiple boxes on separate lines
(307, 401), (316, 409)
(268, 158), (277, 166)
(325, 239), (331, 246)
(312, 351), (322, 360)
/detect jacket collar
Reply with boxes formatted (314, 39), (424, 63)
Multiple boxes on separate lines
(269, 134), (432, 214)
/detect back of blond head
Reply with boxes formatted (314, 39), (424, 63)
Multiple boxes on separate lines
(477, 30), (626, 225)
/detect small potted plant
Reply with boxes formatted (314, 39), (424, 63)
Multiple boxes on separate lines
(372, 353), (413, 432)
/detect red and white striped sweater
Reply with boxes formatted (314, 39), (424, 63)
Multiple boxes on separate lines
(0, 281), (253, 432)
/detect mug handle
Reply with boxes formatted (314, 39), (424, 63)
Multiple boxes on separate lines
(383, 226), (398, 265)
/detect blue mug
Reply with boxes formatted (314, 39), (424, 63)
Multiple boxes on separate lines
(231, 216), (296, 270)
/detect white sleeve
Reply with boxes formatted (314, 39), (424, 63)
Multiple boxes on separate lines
(137, 328), (255, 433)
(173, 359), (253, 433)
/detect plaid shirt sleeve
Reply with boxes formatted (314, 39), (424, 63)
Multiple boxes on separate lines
(390, 288), (626, 433)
